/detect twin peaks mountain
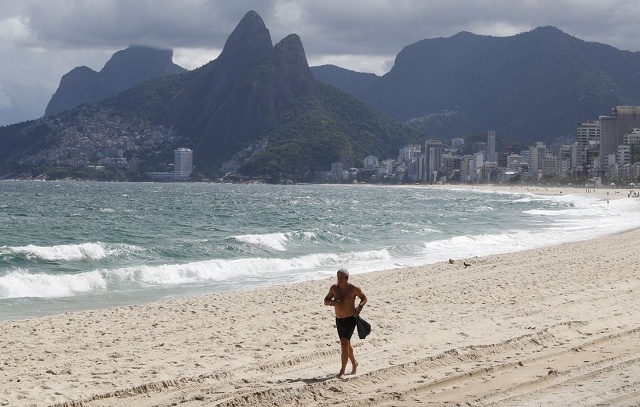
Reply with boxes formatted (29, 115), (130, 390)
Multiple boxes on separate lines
(0, 10), (421, 180)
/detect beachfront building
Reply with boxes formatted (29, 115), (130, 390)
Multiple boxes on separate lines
(424, 140), (444, 183)
(398, 145), (421, 163)
(506, 154), (523, 173)
(149, 147), (193, 181)
(331, 162), (344, 180)
(528, 142), (547, 180)
(599, 106), (640, 177)
(469, 151), (484, 182)
(576, 120), (600, 174)
(541, 154), (559, 177)
(173, 148), (193, 180)
(397, 145), (421, 181)
(618, 144), (632, 168)
(558, 144), (575, 178)
(487, 130), (497, 163)
(623, 129), (640, 166)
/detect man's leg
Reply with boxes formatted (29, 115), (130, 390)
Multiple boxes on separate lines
(348, 342), (358, 374)
(339, 338), (350, 378)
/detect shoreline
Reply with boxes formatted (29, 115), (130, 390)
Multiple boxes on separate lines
(3, 209), (640, 405)
(425, 182), (633, 200)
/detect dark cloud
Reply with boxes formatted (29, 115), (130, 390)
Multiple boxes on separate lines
(1, 0), (640, 126)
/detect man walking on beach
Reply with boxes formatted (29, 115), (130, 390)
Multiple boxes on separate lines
(324, 268), (367, 379)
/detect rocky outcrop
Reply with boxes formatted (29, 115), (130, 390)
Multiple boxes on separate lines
(45, 46), (186, 117)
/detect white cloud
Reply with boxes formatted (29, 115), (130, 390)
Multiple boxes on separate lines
(173, 48), (221, 70)
(0, 84), (13, 109)
(0, 16), (34, 46)
(308, 54), (393, 76)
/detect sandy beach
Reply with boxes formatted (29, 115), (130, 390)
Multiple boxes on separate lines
(3, 186), (640, 406)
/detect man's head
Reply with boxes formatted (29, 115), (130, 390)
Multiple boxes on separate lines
(337, 268), (349, 285)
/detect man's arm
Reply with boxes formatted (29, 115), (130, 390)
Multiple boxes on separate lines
(354, 288), (367, 316)
(324, 285), (338, 306)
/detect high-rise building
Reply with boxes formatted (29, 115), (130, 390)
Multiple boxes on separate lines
(599, 106), (640, 175)
(397, 145), (421, 163)
(331, 162), (344, 179)
(529, 142), (547, 178)
(487, 130), (497, 162)
(576, 120), (600, 172)
(558, 144), (575, 178)
(424, 140), (444, 182)
(173, 148), (193, 180)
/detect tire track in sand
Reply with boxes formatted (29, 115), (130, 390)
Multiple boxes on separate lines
(66, 322), (640, 407)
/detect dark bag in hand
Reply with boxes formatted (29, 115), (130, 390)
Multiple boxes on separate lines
(356, 316), (371, 339)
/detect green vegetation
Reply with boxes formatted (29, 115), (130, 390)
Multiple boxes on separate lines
(238, 83), (424, 181)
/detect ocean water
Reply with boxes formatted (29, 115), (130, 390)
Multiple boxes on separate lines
(1, 180), (639, 321)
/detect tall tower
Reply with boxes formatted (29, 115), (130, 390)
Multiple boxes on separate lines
(599, 106), (640, 175)
(173, 148), (193, 180)
(529, 142), (547, 178)
(576, 120), (600, 172)
(424, 140), (444, 183)
(487, 130), (497, 162)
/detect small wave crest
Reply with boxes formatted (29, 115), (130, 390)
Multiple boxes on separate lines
(230, 231), (318, 251)
(1, 242), (146, 263)
(7, 242), (109, 261)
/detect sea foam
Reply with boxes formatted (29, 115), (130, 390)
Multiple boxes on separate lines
(0, 269), (107, 299)
(10, 242), (108, 261)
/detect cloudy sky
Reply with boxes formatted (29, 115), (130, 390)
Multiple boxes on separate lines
(1, 0), (640, 127)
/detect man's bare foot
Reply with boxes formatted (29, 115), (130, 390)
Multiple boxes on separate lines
(350, 361), (358, 375)
(337, 372), (346, 380)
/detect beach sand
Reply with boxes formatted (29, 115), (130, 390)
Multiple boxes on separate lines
(3, 187), (640, 406)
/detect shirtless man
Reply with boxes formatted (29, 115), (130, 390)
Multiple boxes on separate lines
(324, 268), (367, 379)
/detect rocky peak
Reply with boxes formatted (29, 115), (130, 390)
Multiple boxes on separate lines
(100, 45), (181, 87)
(216, 10), (273, 73)
(45, 45), (185, 117)
(255, 34), (317, 98)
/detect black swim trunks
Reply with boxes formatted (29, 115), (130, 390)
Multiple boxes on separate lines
(335, 316), (357, 340)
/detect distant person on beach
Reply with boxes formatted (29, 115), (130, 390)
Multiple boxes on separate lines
(324, 268), (368, 379)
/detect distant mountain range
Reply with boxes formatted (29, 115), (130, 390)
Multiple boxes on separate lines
(311, 26), (640, 145)
(0, 11), (422, 181)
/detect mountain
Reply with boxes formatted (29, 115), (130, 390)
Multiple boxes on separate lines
(312, 26), (640, 144)
(0, 11), (423, 181)
(45, 45), (187, 117)
(310, 65), (380, 96)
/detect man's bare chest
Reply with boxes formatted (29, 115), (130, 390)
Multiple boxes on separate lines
(334, 286), (355, 303)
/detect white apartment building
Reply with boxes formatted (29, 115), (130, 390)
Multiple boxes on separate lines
(528, 142), (547, 178)
(576, 120), (599, 171)
(173, 148), (193, 180)
(487, 130), (497, 162)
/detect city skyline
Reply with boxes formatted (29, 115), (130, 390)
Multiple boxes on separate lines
(328, 106), (640, 184)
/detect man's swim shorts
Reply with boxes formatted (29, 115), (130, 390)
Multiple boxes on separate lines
(335, 316), (357, 340)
